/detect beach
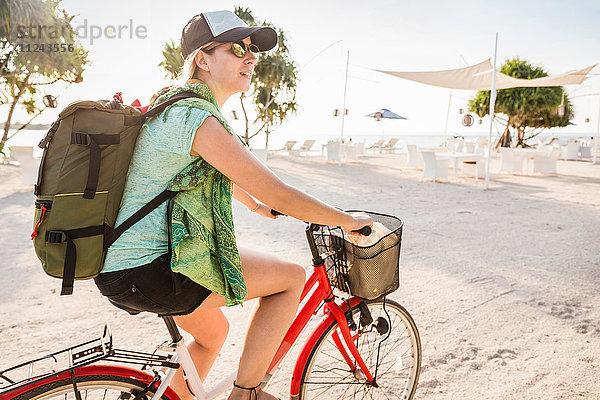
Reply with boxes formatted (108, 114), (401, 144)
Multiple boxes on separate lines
(1, 153), (599, 399)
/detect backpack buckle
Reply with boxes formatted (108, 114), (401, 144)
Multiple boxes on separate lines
(46, 230), (67, 243)
(72, 132), (90, 146)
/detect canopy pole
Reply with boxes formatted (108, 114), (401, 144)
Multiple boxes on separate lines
(485, 33), (498, 190)
(443, 89), (453, 143)
(339, 51), (350, 166)
(594, 98), (599, 164)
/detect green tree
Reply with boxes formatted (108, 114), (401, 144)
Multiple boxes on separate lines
(158, 40), (182, 80)
(0, 0), (89, 155)
(240, 11), (298, 149)
(156, 6), (299, 147)
(468, 57), (572, 148)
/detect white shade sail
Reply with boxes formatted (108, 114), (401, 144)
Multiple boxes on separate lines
(377, 59), (596, 90)
(376, 55), (596, 190)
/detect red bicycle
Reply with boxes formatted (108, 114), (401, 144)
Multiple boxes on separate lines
(0, 211), (421, 400)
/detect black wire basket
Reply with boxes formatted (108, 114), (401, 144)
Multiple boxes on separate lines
(312, 211), (403, 300)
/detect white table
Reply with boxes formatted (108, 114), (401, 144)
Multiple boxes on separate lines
(437, 152), (484, 179)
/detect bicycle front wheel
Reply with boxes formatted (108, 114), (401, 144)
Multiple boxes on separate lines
(10, 374), (176, 400)
(299, 298), (421, 400)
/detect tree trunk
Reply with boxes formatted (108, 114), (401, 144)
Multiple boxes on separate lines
(0, 94), (21, 155)
(497, 124), (512, 148)
(0, 74), (30, 154)
(515, 127), (525, 147)
(239, 93), (250, 145)
(265, 130), (270, 150)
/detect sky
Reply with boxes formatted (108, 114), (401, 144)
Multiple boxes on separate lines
(5, 0), (600, 148)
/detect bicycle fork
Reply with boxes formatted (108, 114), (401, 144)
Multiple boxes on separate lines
(324, 301), (377, 384)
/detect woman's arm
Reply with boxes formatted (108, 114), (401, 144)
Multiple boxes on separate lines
(233, 184), (277, 219)
(190, 117), (371, 232)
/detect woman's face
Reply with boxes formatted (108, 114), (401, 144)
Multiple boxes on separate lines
(200, 37), (258, 95)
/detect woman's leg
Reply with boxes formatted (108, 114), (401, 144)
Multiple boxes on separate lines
(190, 246), (306, 400)
(169, 308), (230, 400)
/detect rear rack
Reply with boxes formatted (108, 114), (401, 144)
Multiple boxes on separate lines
(0, 324), (178, 395)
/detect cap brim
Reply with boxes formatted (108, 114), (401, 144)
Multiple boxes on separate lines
(213, 26), (278, 52)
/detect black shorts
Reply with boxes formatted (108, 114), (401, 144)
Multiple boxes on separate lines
(94, 253), (212, 316)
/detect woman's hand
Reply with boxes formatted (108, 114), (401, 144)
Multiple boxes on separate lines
(254, 203), (278, 220)
(342, 212), (373, 235)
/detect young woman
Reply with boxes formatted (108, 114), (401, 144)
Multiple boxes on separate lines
(95, 11), (372, 400)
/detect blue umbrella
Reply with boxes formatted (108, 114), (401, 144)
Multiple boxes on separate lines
(366, 108), (406, 139)
(366, 108), (407, 121)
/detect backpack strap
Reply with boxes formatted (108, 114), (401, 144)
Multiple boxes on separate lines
(103, 189), (178, 251)
(71, 132), (121, 199)
(123, 91), (202, 125)
(46, 225), (105, 295)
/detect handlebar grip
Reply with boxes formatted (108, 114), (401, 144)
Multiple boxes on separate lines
(271, 209), (285, 216)
(353, 226), (372, 236)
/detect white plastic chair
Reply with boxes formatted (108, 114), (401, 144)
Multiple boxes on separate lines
(326, 141), (342, 162)
(499, 148), (525, 174)
(561, 142), (580, 160)
(405, 145), (423, 168)
(461, 158), (485, 180)
(8, 145), (38, 187)
(579, 146), (592, 159)
(446, 138), (464, 152)
(475, 137), (488, 149)
(533, 147), (561, 174)
(463, 141), (476, 153)
(421, 151), (449, 182)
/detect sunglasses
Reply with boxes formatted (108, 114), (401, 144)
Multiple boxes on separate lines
(229, 41), (261, 58)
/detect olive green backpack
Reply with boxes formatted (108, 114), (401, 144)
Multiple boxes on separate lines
(32, 91), (199, 295)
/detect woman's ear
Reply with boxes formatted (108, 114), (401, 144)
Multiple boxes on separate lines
(195, 51), (209, 71)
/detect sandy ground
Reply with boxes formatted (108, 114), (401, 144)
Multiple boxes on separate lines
(1, 152), (599, 399)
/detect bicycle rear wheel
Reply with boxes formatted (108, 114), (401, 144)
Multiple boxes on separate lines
(10, 374), (176, 400)
(299, 299), (421, 400)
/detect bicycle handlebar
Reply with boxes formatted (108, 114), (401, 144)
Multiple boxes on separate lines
(270, 209), (372, 236)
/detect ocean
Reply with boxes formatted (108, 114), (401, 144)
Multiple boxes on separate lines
(5, 127), (596, 157)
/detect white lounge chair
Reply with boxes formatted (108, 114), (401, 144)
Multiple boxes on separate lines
(533, 147), (561, 174)
(291, 139), (316, 156)
(561, 142), (580, 160)
(275, 141), (297, 153)
(366, 139), (385, 152)
(499, 148), (525, 174)
(405, 145), (423, 168)
(381, 138), (402, 153)
(421, 151), (449, 182)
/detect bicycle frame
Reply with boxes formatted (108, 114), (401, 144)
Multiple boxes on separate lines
(144, 264), (372, 400)
(147, 224), (376, 400)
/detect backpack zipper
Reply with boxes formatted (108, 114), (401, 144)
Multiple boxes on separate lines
(35, 199), (53, 210)
(32, 200), (52, 239)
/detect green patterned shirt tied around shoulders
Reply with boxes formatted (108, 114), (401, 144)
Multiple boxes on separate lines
(153, 80), (247, 307)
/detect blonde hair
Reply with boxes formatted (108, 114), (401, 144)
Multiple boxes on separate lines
(180, 42), (219, 82)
